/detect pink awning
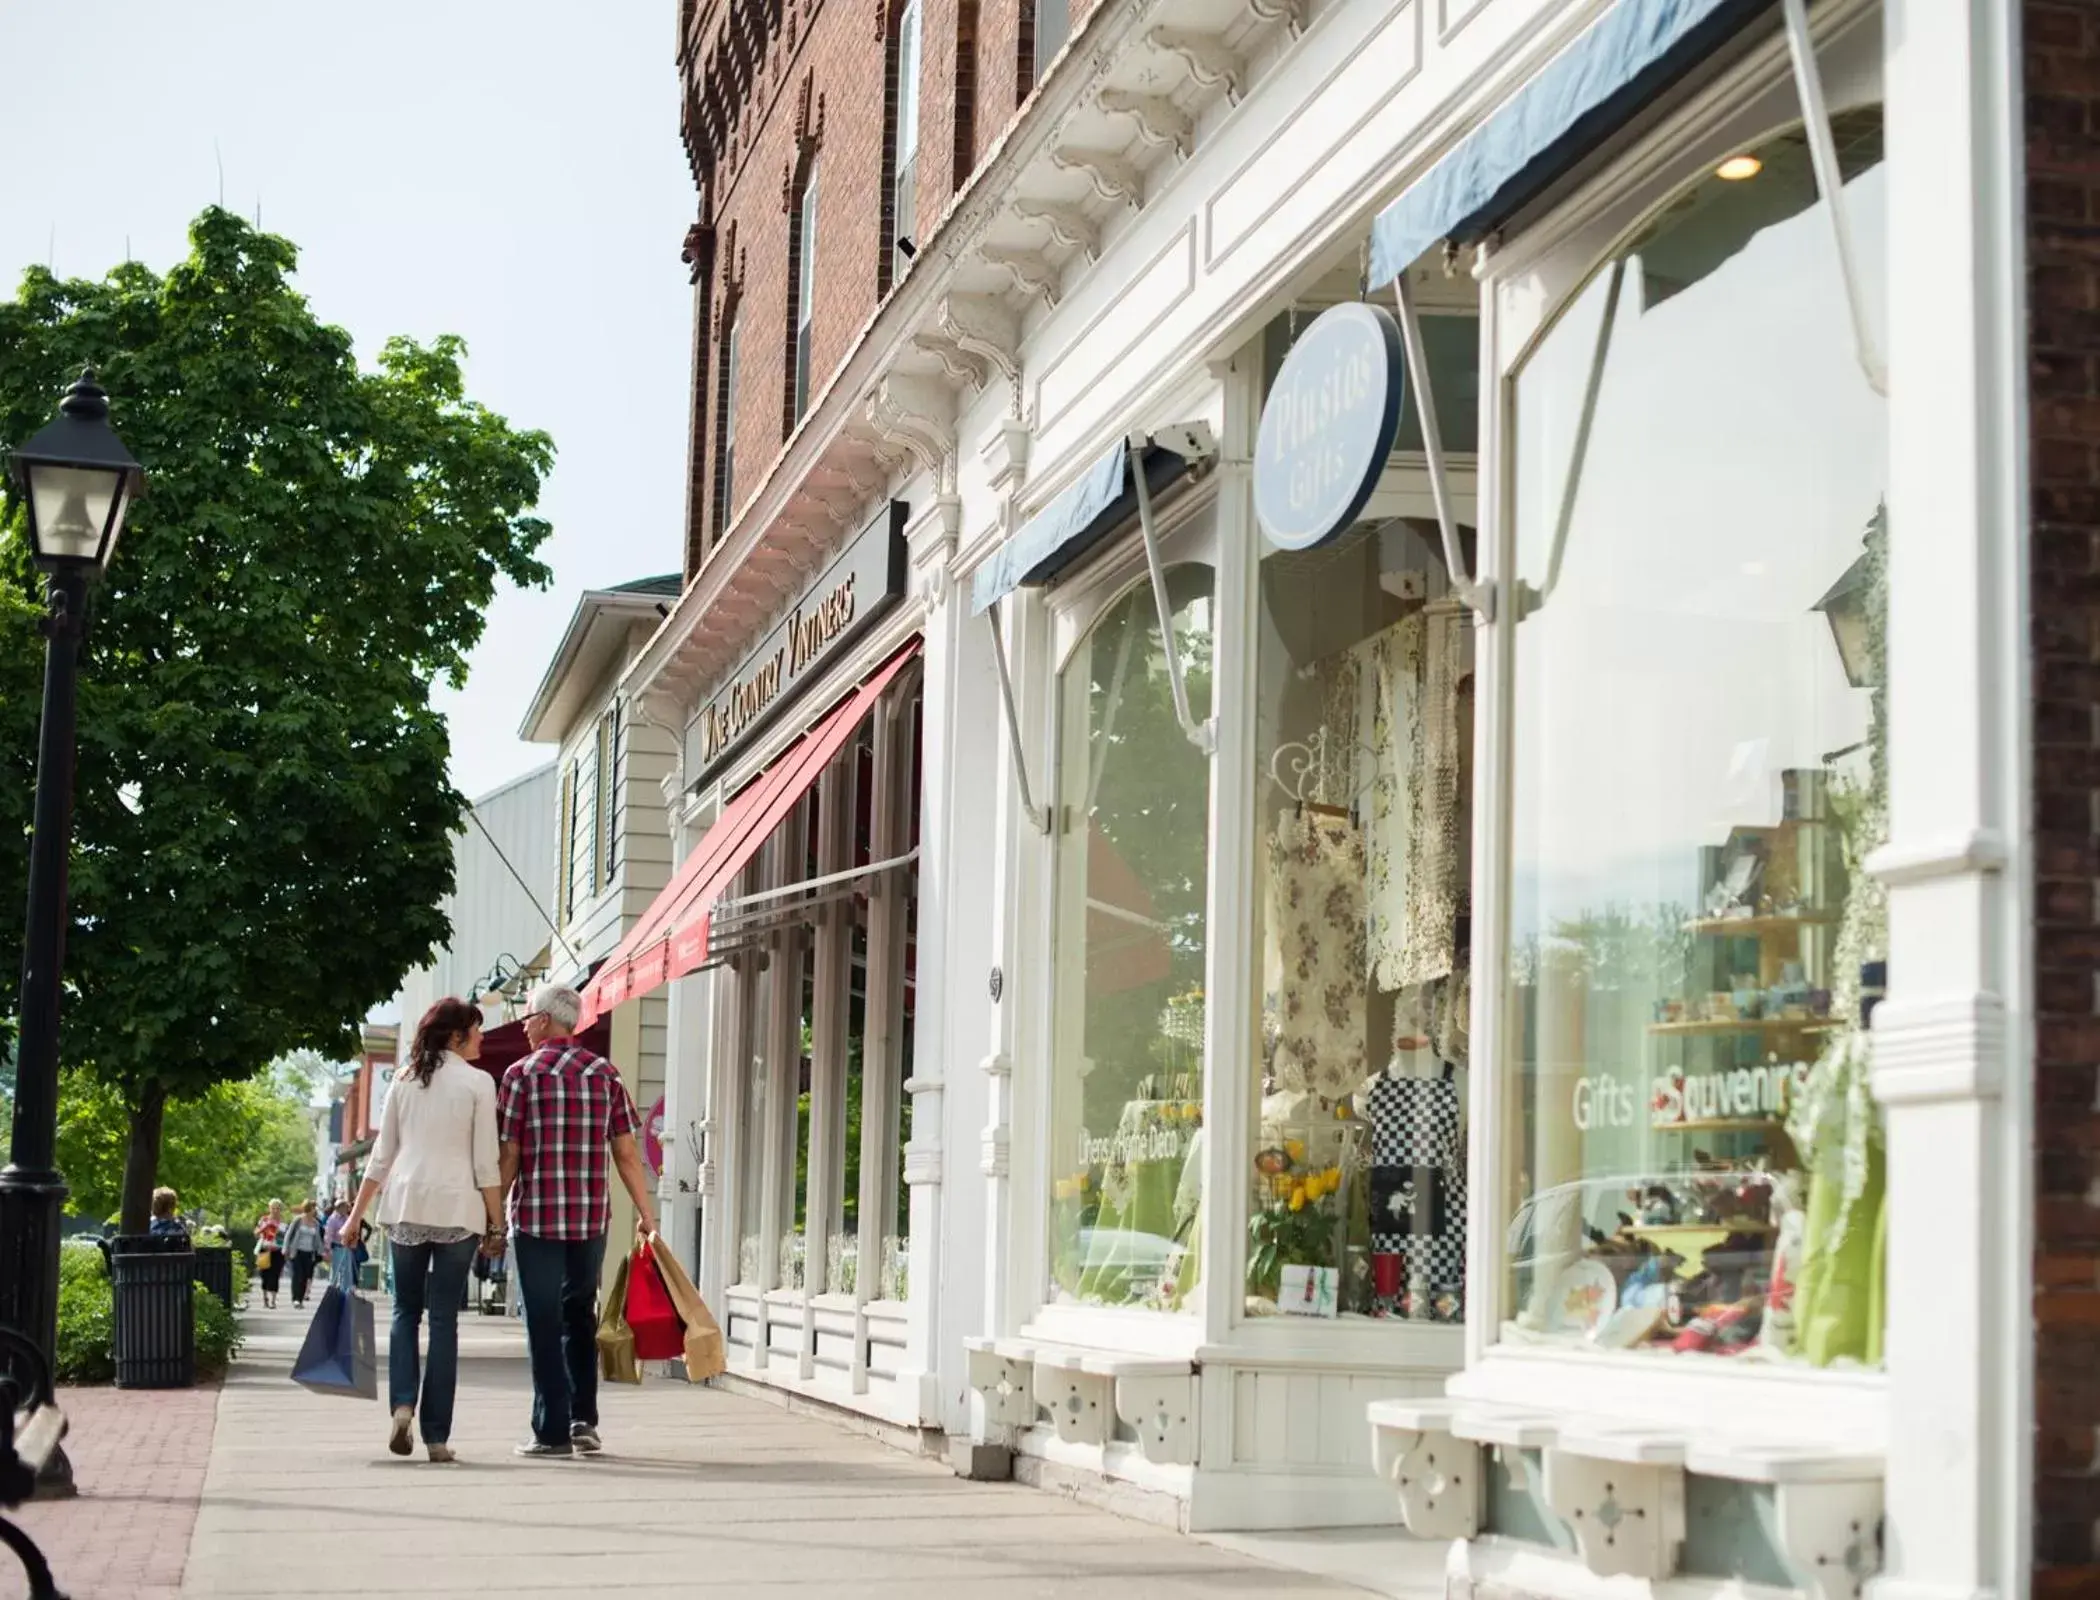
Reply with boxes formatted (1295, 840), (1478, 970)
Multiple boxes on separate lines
(578, 640), (921, 1028)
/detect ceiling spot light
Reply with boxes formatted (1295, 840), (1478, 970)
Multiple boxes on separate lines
(1716, 155), (1763, 181)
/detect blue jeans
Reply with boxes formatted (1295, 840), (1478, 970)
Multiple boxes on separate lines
(512, 1231), (607, 1447)
(388, 1236), (480, 1445)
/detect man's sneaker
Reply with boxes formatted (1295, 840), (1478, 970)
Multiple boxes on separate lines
(569, 1423), (602, 1454)
(513, 1440), (575, 1459)
(388, 1407), (414, 1457)
(427, 1444), (456, 1464)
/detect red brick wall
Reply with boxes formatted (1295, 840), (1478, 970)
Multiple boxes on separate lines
(2028, 2), (2100, 1589)
(678, 0), (1021, 572)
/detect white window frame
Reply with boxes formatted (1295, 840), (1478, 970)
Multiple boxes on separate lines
(1455, 1), (1891, 1447)
(1015, 487), (1223, 1360)
(793, 168), (820, 423)
(892, 0), (923, 271)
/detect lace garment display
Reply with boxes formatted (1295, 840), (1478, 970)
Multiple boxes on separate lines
(1264, 808), (1369, 1101)
(1355, 606), (1471, 993)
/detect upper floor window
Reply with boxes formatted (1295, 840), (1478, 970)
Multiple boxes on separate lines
(790, 163), (820, 426)
(714, 305), (740, 539)
(598, 701), (622, 882)
(1026, 0), (1069, 93)
(889, 0), (924, 281)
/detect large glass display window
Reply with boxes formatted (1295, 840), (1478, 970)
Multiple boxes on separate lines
(1248, 522), (1477, 1324)
(1502, 106), (1889, 1367)
(1045, 565), (1216, 1313)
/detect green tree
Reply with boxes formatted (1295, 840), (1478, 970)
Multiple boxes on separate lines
(0, 209), (554, 1231)
(55, 1069), (316, 1228)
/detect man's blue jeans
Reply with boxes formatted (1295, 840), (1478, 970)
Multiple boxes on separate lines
(388, 1235), (480, 1446)
(512, 1231), (607, 1447)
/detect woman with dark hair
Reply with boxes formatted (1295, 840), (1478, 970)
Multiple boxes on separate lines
(341, 998), (504, 1463)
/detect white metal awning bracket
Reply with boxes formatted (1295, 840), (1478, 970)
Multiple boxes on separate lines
(986, 601), (1053, 834)
(1127, 433), (1217, 756)
(1780, 0), (1887, 397)
(1391, 275), (1496, 623)
(1516, 256), (1626, 621)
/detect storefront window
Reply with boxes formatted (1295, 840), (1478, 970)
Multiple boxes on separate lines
(1505, 111), (1888, 1365)
(1249, 525), (1474, 1322)
(1047, 568), (1215, 1312)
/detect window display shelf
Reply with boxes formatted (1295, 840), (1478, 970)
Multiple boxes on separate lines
(1682, 914), (1837, 937)
(1646, 1017), (1839, 1037)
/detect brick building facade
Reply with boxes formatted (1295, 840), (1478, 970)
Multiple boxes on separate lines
(675, 0), (1056, 578)
(2029, 2), (2100, 1590)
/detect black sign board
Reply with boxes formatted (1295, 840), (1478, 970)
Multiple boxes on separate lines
(1253, 302), (1405, 552)
(684, 501), (909, 789)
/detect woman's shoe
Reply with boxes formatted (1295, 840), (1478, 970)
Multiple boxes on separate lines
(427, 1444), (456, 1464)
(388, 1407), (414, 1457)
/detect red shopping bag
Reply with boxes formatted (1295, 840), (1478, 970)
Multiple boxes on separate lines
(623, 1243), (685, 1361)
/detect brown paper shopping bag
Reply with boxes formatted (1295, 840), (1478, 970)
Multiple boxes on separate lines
(647, 1233), (727, 1382)
(596, 1252), (643, 1385)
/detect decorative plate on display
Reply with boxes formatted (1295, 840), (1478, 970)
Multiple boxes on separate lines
(1545, 1260), (1618, 1337)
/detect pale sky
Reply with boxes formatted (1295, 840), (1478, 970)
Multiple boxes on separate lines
(0, 1), (696, 800)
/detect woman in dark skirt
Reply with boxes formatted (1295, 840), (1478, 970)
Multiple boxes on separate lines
(253, 1199), (286, 1309)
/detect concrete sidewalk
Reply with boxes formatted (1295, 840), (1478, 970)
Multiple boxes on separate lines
(181, 1294), (1380, 1598)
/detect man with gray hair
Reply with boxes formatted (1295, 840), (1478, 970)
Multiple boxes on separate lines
(496, 981), (659, 1457)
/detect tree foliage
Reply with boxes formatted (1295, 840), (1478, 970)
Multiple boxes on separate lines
(54, 1069), (317, 1227)
(0, 209), (554, 1226)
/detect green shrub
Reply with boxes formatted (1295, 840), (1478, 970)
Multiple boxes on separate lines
(55, 1248), (114, 1385)
(192, 1284), (242, 1378)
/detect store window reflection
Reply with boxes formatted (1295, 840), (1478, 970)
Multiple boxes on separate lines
(1047, 568), (1214, 1312)
(1506, 110), (1888, 1365)
(1249, 525), (1475, 1322)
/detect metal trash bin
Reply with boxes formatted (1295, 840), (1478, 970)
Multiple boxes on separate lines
(111, 1235), (196, 1389)
(191, 1246), (234, 1311)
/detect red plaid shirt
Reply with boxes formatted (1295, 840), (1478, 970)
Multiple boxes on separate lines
(497, 1042), (642, 1241)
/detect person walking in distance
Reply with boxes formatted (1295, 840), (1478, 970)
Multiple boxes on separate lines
(254, 1200), (286, 1309)
(282, 1200), (327, 1308)
(497, 982), (658, 1458)
(339, 998), (506, 1464)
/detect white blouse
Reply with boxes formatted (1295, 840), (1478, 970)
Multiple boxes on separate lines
(363, 1051), (500, 1236)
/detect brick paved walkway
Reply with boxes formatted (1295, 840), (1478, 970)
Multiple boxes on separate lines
(0, 1382), (220, 1600)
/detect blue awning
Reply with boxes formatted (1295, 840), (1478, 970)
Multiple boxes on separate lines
(971, 429), (1211, 615)
(1367, 0), (1775, 290)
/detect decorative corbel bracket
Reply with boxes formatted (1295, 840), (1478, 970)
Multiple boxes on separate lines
(1014, 199), (1101, 262)
(1685, 1443), (1884, 1600)
(941, 294), (1021, 392)
(1107, 1361), (1197, 1465)
(1098, 89), (1193, 160)
(964, 1339), (1036, 1428)
(1768, 1479), (1883, 1600)
(1542, 1437), (1687, 1582)
(980, 245), (1062, 308)
(1049, 146), (1145, 210)
(915, 330), (990, 392)
(1244, 0), (1306, 40)
(1368, 1401), (1480, 1540)
(1033, 1352), (1112, 1447)
(1147, 29), (1244, 105)
(868, 374), (956, 478)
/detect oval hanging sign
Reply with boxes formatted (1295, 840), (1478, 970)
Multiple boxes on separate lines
(1253, 302), (1405, 552)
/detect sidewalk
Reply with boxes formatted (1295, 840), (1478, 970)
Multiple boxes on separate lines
(1, 1382), (218, 1600)
(175, 1293), (1380, 1598)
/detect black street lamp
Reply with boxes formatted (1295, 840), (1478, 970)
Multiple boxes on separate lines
(1, 371), (143, 1492)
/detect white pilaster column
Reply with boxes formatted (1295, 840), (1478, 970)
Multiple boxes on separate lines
(1868, 5), (2029, 1597)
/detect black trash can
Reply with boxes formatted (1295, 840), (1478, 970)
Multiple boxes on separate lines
(192, 1246), (234, 1311)
(111, 1235), (195, 1389)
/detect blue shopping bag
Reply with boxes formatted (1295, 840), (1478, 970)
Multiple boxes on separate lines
(292, 1255), (376, 1400)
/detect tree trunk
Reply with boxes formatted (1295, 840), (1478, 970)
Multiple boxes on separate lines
(119, 1078), (167, 1235)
